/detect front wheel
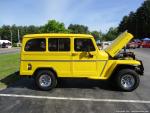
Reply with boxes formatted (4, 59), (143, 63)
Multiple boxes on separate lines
(115, 69), (140, 92)
(35, 70), (57, 91)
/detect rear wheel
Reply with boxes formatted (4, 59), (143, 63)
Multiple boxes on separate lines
(35, 70), (57, 91)
(115, 69), (140, 92)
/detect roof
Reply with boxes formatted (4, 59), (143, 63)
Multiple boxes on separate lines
(23, 33), (93, 38)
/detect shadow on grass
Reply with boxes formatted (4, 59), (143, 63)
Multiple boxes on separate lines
(0, 71), (120, 91)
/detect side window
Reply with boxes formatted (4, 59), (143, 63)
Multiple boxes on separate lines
(59, 38), (70, 51)
(25, 38), (46, 51)
(48, 38), (70, 51)
(48, 38), (58, 51)
(74, 38), (95, 51)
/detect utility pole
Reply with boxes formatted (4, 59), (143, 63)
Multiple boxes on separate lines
(18, 29), (20, 43)
(10, 29), (13, 44)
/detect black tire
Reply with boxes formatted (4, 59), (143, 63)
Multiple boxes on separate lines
(35, 70), (57, 91)
(115, 69), (140, 92)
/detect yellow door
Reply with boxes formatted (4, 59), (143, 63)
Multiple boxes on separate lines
(47, 38), (72, 76)
(72, 38), (98, 77)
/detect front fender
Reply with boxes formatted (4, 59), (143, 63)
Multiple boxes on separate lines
(116, 60), (141, 65)
(100, 60), (143, 80)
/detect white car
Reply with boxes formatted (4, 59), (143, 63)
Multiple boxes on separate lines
(0, 40), (12, 48)
(101, 41), (112, 49)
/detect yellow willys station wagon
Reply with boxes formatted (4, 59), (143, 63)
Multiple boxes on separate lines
(19, 31), (144, 91)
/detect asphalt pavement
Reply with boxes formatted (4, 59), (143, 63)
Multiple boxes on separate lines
(0, 48), (150, 113)
(0, 48), (20, 54)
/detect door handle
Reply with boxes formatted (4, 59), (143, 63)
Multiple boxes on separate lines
(88, 53), (94, 58)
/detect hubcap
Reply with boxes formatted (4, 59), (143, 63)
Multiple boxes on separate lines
(121, 74), (135, 89)
(39, 74), (51, 87)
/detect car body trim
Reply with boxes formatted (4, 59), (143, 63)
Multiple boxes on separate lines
(21, 60), (107, 62)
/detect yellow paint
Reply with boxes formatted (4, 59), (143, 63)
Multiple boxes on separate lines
(105, 31), (133, 57)
(20, 32), (142, 80)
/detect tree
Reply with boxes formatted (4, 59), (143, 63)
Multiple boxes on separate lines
(68, 24), (89, 34)
(136, 0), (150, 38)
(0, 28), (2, 40)
(11, 24), (18, 43)
(25, 25), (40, 34)
(0, 25), (11, 41)
(118, 16), (128, 32)
(118, 0), (150, 38)
(42, 20), (68, 33)
(103, 27), (119, 41)
(91, 31), (102, 41)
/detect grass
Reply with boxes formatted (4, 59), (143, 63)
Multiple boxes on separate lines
(0, 53), (20, 89)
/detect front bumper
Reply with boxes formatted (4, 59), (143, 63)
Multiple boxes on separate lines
(136, 60), (144, 75)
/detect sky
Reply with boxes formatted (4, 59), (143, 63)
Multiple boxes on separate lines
(0, 0), (144, 32)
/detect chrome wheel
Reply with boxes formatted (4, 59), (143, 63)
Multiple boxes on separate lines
(121, 74), (135, 89)
(39, 74), (51, 87)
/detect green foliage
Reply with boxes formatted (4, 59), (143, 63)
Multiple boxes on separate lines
(118, 0), (150, 38)
(12, 43), (17, 47)
(68, 24), (89, 34)
(0, 24), (41, 43)
(0, 25), (11, 41)
(42, 20), (68, 33)
(0, 19), (120, 43)
(91, 31), (102, 41)
(103, 27), (119, 41)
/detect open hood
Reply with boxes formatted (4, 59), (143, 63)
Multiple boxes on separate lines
(104, 31), (133, 57)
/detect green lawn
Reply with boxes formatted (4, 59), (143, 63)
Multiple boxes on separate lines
(0, 53), (20, 89)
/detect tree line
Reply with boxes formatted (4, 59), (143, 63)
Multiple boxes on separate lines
(118, 0), (150, 39)
(0, 20), (119, 43)
(0, 20), (105, 43)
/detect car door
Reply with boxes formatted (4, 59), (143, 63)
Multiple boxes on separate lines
(72, 38), (97, 77)
(48, 38), (72, 77)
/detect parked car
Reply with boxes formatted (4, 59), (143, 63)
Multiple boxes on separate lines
(20, 31), (144, 91)
(126, 41), (138, 49)
(134, 39), (142, 48)
(101, 41), (112, 49)
(0, 40), (12, 48)
(141, 40), (150, 48)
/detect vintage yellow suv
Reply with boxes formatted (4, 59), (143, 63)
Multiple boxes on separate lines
(20, 31), (144, 91)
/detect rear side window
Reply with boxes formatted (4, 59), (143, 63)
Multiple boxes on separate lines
(25, 38), (46, 51)
(48, 38), (70, 51)
(74, 38), (95, 51)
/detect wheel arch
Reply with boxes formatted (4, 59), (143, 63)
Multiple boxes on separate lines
(109, 64), (136, 80)
(33, 67), (58, 77)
